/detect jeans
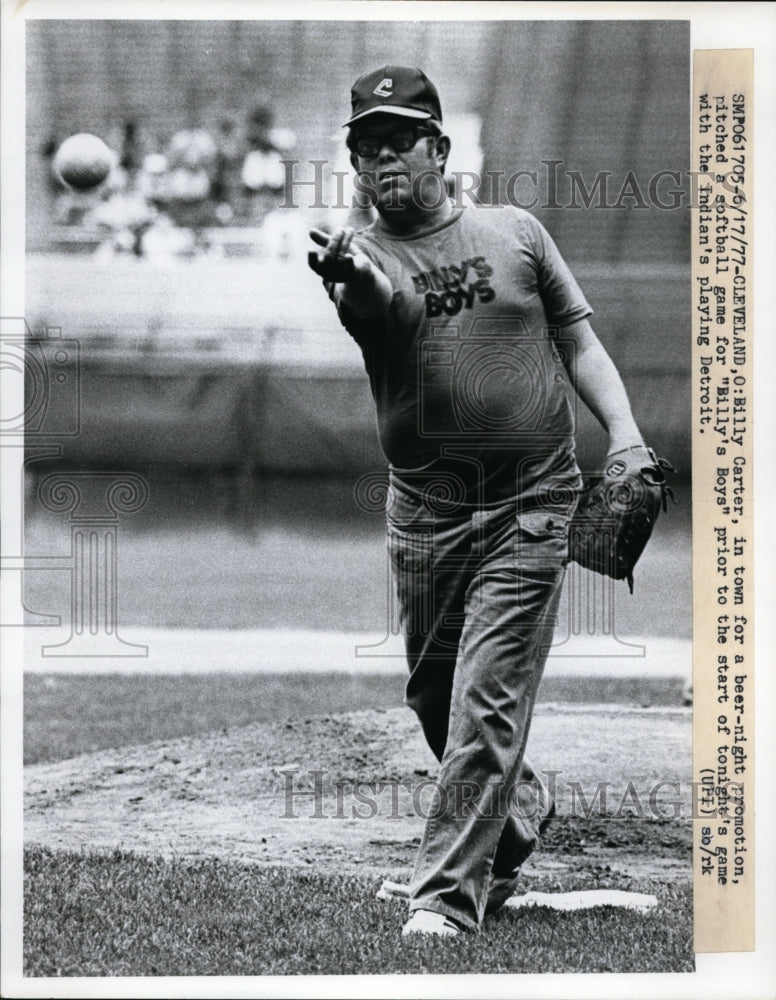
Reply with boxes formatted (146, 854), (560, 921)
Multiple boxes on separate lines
(387, 471), (573, 930)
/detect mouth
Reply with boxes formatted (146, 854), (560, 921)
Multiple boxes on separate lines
(377, 170), (409, 183)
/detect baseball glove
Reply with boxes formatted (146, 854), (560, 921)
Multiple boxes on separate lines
(569, 445), (675, 593)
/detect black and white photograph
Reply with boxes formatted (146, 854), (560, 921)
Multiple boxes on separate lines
(1, 4), (774, 997)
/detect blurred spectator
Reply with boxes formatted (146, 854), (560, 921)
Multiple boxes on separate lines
(211, 117), (243, 225)
(161, 128), (218, 246)
(137, 152), (170, 206)
(240, 103), (288, 225)
(46, 103), (299, 259)
(119, 119), (143, 180)
(89, 186), (156, 258)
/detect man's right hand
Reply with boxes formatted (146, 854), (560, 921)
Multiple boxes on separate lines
(308, 226), (394, 318)
(308, 227), (373, 283)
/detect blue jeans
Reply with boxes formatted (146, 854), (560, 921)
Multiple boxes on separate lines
(387, 471), (573, 930)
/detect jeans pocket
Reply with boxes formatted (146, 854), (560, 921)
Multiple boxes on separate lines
(386, 482), (430, 529)
(387, 522), (433, 576)
(386, 523), (434, 637)
(515, 510), (570, 569)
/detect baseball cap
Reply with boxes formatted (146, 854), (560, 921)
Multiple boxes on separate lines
(343, 65), (443, 127)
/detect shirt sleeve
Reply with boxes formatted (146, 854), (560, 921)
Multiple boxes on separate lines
(525, 213), (593, 327)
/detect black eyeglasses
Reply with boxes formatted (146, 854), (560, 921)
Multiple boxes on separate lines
(349, 126), (440, 159)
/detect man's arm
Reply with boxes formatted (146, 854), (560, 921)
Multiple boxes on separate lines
(308, 227), (393, 318)
(560, 317), (645, 454)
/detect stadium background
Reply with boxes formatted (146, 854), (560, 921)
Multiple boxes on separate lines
(25, 19), (690, 480)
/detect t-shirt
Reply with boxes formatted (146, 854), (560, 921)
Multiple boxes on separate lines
(334, 204), (592, 506)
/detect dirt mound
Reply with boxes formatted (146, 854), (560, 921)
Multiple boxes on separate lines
(25, 705), (691, 883)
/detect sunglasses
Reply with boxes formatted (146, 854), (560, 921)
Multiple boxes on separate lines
(349, 126), (440, 159)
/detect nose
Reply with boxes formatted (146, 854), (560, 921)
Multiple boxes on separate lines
(376, 140), (398, 163)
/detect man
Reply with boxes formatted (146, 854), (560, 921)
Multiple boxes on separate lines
(308, 65), (645, 937)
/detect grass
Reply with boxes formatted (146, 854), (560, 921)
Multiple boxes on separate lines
(24, 846), (693, 976)
(22, 639), (692, 977)
(24, 671), (689, 765)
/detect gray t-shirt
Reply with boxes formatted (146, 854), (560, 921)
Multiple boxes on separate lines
(335, 204), (592, 506)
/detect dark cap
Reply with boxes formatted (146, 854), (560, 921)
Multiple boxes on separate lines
(343, 65), (443, 127)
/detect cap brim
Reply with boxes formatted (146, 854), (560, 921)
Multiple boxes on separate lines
(342, 106), (433, 127)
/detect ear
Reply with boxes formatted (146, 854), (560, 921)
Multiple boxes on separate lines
(434, 134), (451, 172)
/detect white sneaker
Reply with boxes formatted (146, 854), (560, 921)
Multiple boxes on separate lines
(402, 909), (460, 938)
